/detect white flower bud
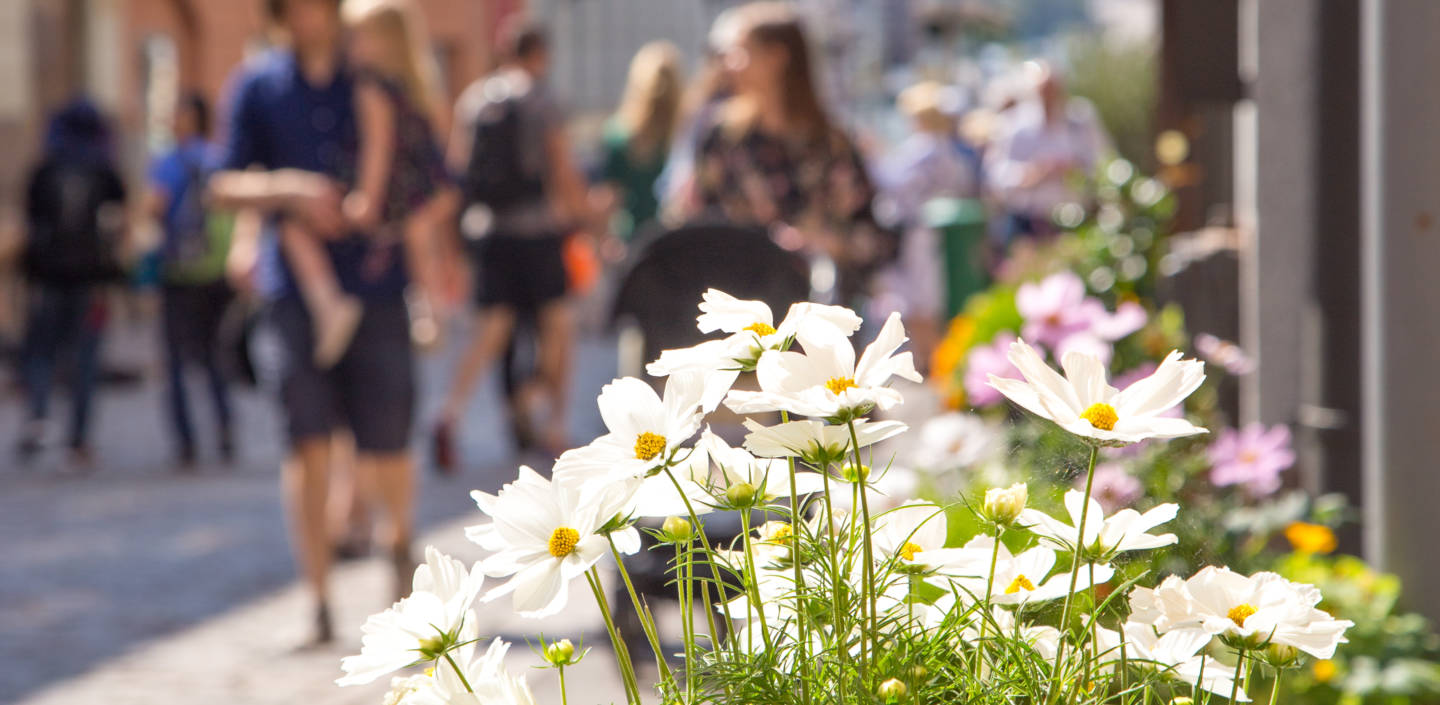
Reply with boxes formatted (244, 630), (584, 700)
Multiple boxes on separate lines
(877, 678), (908, 701)
(984, 483), (1028, 525)
(545, 638), (576, 666)
(661, 516), (694, 542)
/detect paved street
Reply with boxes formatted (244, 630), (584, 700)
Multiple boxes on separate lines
(0, 309), (643, 704)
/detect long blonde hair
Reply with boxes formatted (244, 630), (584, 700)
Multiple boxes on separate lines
(614, 41), (683, 163)
(342, 0), (446, 131)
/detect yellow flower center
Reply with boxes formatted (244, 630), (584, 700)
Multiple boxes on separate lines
(634, 432), (667, 461)
(744, 322), (777, 336)
(764, 521), (794, 544)
(1312, 659), (1338, 683)
(1228, 603), (1258, 628)
(1080, 403), (1119, 431)
(548, 527), (581, 558)
(1005, 574), (1037, 594)
(826, 377), (857, 395)
(899, 541), (923, 562)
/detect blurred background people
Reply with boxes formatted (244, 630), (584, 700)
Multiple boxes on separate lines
(655, 7), (742, 217)
(687, 1), (893, 307)
(871, 80), (983, 370)
(208, 0), (423, 644)
(597, 40), (683, 243)
(15, 98), (129, 468)
(143, 93), (237, 470)
(985, 61), (1111, 242)
(437, 19), (598, 468)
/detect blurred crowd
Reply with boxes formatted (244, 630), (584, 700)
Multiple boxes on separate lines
(2, 0), (1114, 646)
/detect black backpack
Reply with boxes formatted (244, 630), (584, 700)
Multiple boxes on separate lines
(461, 81), (546, 214)
(24, 160), (125, 284)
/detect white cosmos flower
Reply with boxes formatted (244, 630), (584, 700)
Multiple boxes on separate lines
(337, 547), (485, 686)
(703, 428), (825, 503)
(1094, 623), (1246, 701)
(1018, 489), (1179, 557)
(742, 418), (907, 464)
(406, 638), (538, 705)
(1129, 566), (1353, 659)
(620, 435), (715, 518)
(872, 503), (952, 571)
(552, 373), (706, 485)
(922, 601), (1063, 660)
(467, 467), (640, 618)
(647, 289), (862, 411)
(726, 312), (923, 419)
(940, 536), (1115, 606)
(988, 340), (1207, 445)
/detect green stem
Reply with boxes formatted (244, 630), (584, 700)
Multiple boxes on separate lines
(442, 650), (474, 693)
(817, 458), (851, 700)
(662, 466), (739, 652)
(676, 539), (697, 703)
(781, 411), (813, 705)
(846, 419), (879, 685)
(976, 520), (1003, 678)
(1229, 647), (1247, 704)
(585, 568), (641, 705)
(1268, 667), (1282, 705)
(557, 664), (569, 705)
(608, 539), (675, 685)
(738, 508), (776, 653)
(1048, 444), (1101, 704)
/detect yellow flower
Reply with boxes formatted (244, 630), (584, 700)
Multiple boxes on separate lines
(1285, 522), (1337, 555)
(1312, 658), (1338, 683)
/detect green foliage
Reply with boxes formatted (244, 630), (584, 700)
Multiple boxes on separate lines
(1066, 38), (1158, 169)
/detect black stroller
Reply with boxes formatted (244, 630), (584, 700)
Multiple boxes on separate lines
(608, 222), (811, 667)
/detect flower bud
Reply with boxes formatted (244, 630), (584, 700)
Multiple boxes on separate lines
(661, 516), (694, 542)
(841, 463), (871, 483)
(1169, 699), (1194, 705)
(877, 678), (908, 701)
(544, 638), (576, 666)
(1264, 642), (1302, 669)
(726, 482), (758, 508)
(983, 483), (1028, 526)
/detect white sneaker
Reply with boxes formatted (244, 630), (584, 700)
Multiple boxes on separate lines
(312, 296), (363, 369)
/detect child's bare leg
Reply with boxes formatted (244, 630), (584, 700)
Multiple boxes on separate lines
(280, 221), (362, 368)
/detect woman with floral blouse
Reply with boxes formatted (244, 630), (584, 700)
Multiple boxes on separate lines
(688, 2), (894, 302)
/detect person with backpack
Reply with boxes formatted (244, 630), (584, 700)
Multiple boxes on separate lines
(432, 20), (600, 469)
(143, 93), (237, 470)
(16, 99), (129, 466)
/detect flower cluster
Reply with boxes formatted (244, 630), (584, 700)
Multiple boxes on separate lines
(336, 289), (1351, 705)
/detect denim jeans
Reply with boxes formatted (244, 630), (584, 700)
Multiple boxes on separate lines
(21, 283), (103, 448)
(161, 282), (234, 453)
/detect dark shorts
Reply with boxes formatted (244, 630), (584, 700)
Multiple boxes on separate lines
(253, 296), (414, 453)
(473, 234), (567, 310)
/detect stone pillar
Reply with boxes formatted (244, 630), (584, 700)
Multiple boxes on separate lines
(1241, 0), (1319, 490)
(1360, 0), (1440, 621)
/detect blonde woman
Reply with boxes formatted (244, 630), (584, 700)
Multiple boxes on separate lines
(599, 41), (683, 240)
(279, 0), (456, 366)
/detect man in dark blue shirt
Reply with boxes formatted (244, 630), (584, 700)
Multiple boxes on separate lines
(208, 0), (415, 645)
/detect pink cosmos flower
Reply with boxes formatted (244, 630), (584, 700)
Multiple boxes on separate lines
(1017, 272), (1092, 349)
(1208, 423), (1296, 496)
(1195, 333), (1255, 376)
(964, 334), (1020, 407)
(1080, 462), (1144, 512)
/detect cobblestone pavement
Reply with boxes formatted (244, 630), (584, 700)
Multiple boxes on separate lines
(0, 312), (643, 704)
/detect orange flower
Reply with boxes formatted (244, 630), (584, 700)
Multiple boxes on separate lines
(1285, 522), (1337, 555)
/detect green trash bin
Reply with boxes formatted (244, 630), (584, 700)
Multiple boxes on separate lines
(924, 197), (988, 319)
